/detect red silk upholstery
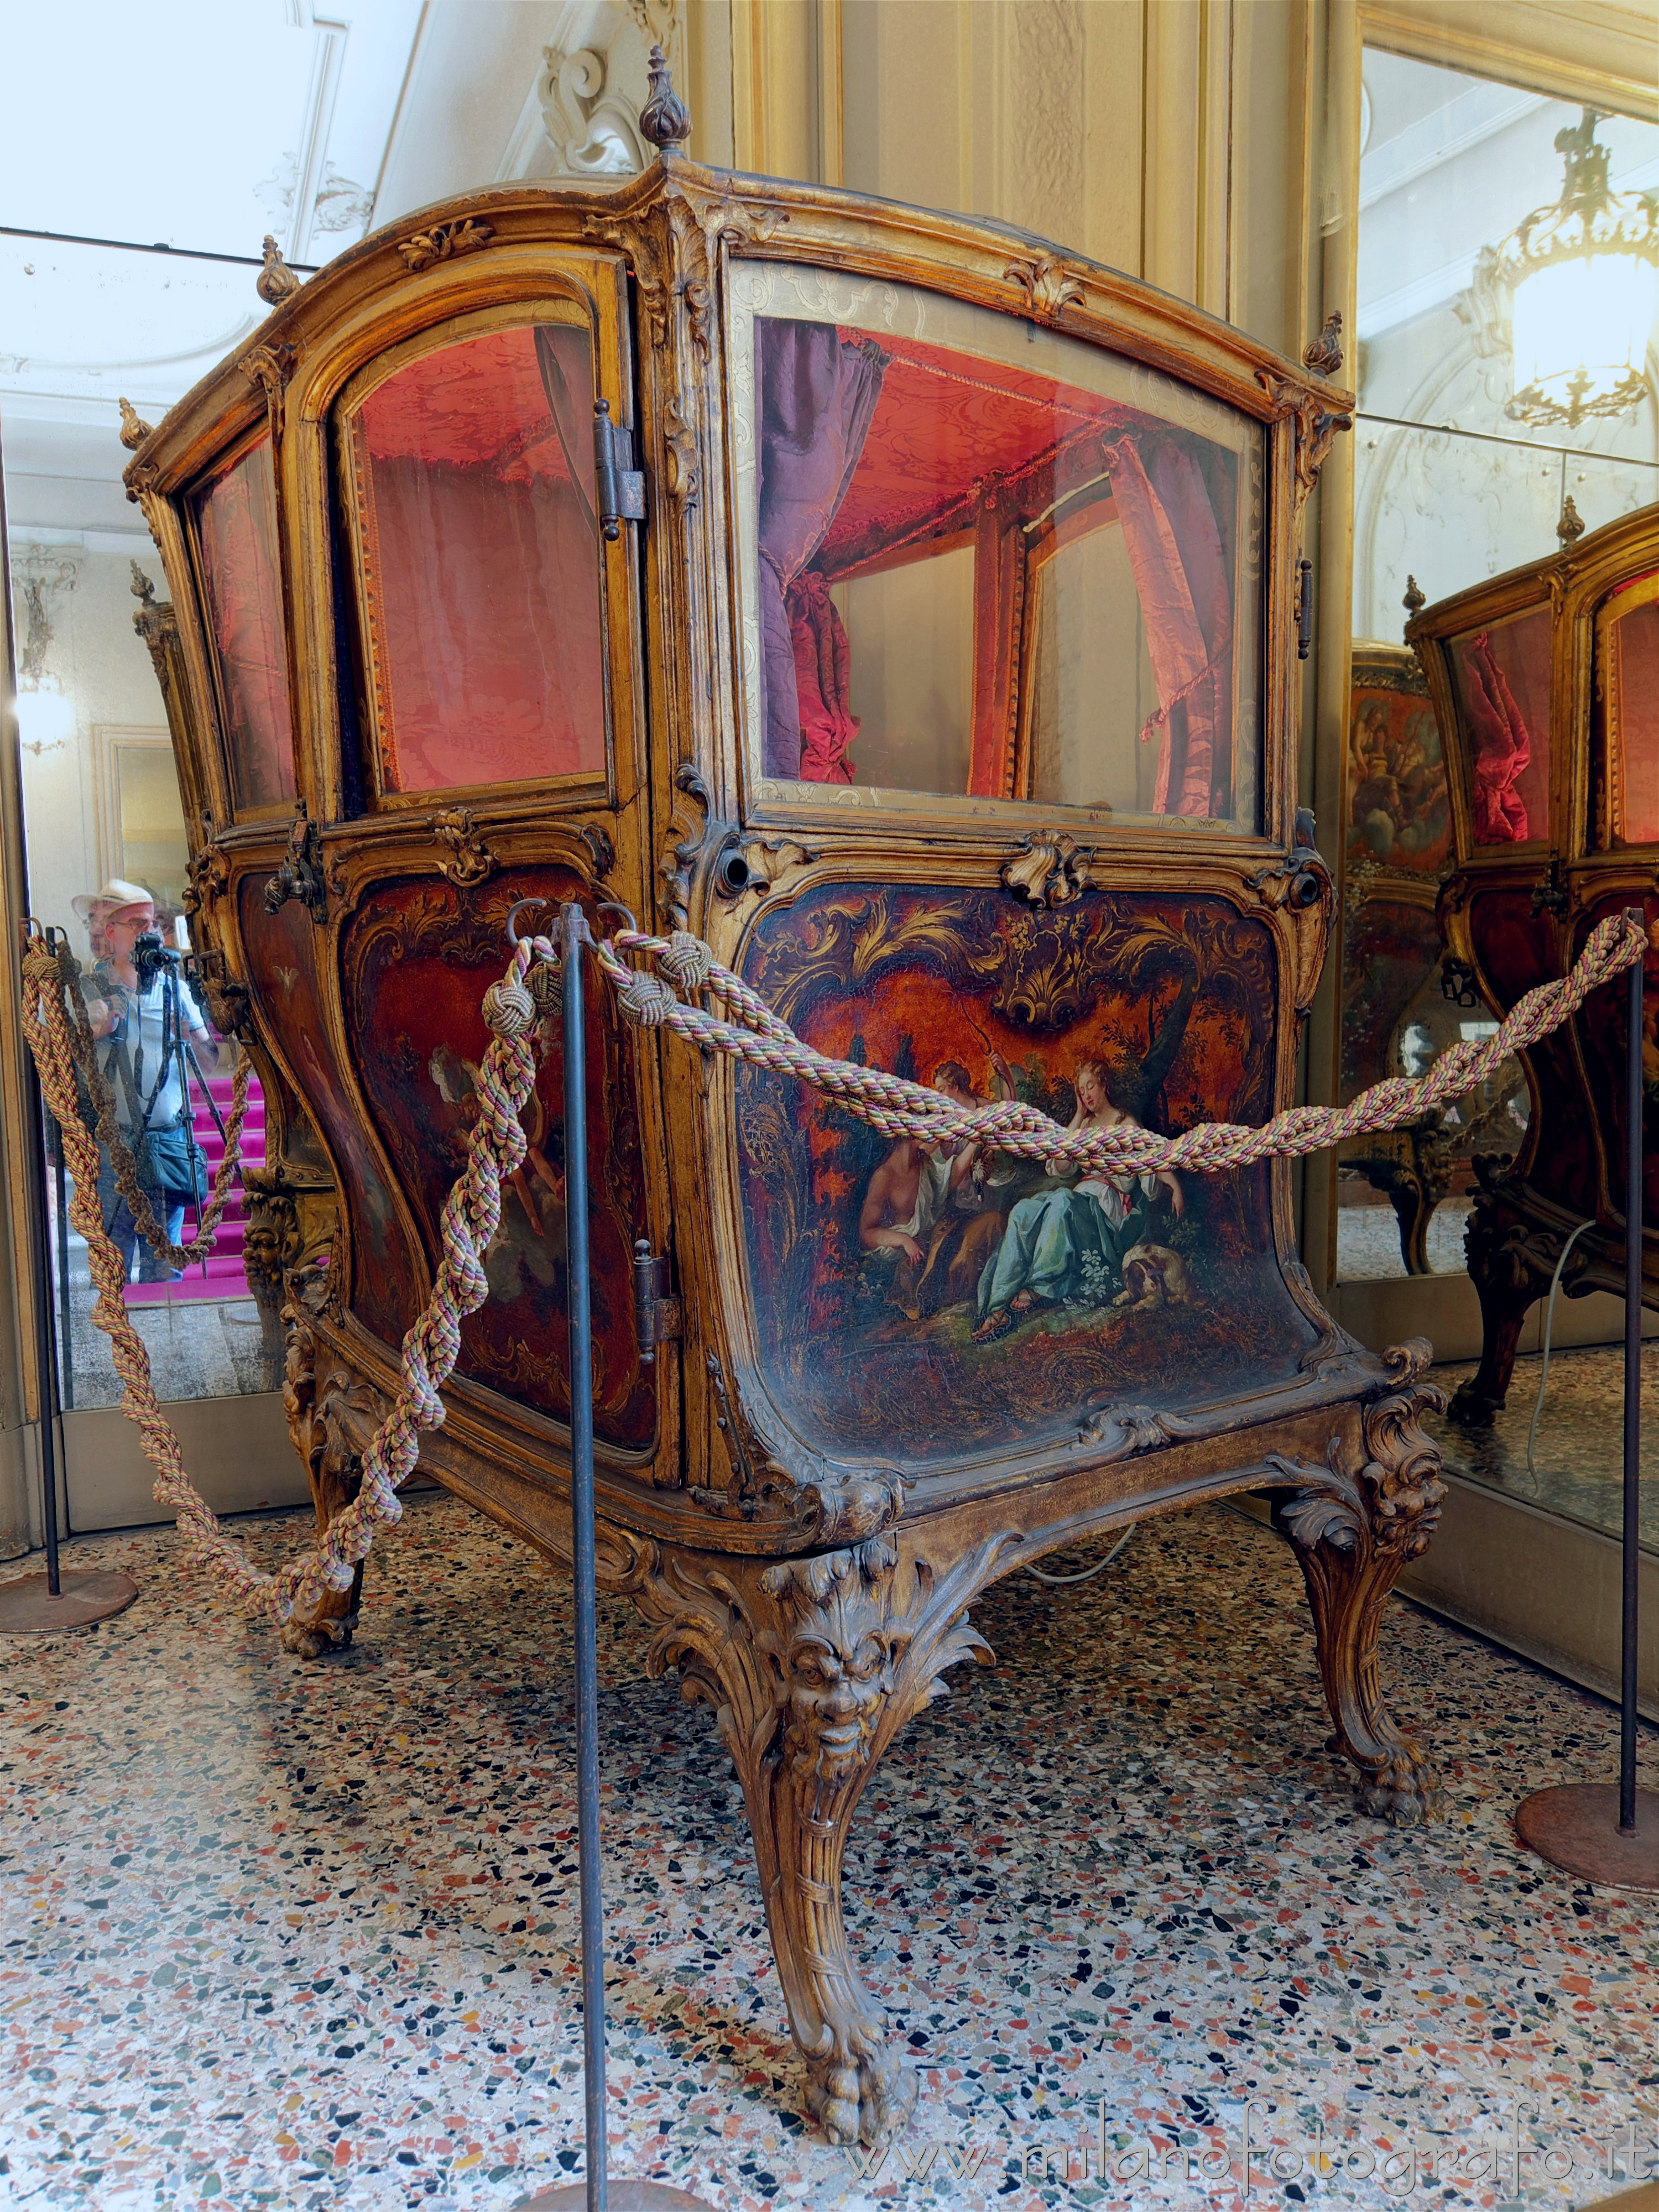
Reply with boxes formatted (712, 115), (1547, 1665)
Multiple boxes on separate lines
(194, 434), (295, 811)
(347, 323), (605, 795)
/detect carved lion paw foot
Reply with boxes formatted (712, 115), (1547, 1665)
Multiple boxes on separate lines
(806, 2038), (918, 2148)
(280, 1612), (358, 1660)
(1356, 1744), (1443, 1828)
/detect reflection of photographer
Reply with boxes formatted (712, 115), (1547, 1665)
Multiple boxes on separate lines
(79, 879), (220, 1284)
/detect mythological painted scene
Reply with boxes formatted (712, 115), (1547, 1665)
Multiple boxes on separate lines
(340, 870), (656, 1451)
(737, 881), (1318, 1462)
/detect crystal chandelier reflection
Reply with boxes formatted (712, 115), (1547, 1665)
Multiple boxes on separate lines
(1495, 109), (1659, 430)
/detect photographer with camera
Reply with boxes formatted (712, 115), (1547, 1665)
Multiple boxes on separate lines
(79, 879), (219, 1285)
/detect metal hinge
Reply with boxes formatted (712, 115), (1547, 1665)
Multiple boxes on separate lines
(633, 1238), (682, 1363)
(593, 399), (645, 541)
(1295, 557), (1314, 660)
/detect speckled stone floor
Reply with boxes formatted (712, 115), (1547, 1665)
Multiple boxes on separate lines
(1, 1494), (1655, 2211)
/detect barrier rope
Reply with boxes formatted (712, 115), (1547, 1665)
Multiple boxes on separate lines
(18, 928), (539, 1627)
(577, 907), (1647, 1175)
(14, 904), (1645, 1635)
(45, 937), (253, 1274)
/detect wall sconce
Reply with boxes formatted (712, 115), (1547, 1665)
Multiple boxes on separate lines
(12, 551), (80, 758)
(1495, 109), (1659, 430)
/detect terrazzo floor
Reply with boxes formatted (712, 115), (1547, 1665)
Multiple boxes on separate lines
(2, 1493), (1655, 2212)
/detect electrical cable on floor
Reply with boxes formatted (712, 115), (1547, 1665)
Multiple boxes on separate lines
(1524, 1217), (1597, 1493)
(1025, 1527), (1136, 1585)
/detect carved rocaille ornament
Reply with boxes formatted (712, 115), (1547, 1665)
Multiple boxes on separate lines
(431, 805), (497, 887)
(1000, 828), (1095, 907)
(396, 217), (494, 272)
(264, 801), (329, 925)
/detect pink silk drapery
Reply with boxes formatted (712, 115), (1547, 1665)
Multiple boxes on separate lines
(1104, 435), (1234, 817)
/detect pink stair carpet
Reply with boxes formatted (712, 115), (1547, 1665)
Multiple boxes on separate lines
(125, 1068), (264, 1307)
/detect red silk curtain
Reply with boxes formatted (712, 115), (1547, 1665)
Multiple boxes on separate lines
(757, 321), (889, 781)
(195, 434), (295, 810)
(349, 323), (604, 794)
(1104, 435), (1233, 818)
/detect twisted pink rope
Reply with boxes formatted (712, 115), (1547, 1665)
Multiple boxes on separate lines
(581, 909), (1647, 1175)
(19, 933), (538, 1629)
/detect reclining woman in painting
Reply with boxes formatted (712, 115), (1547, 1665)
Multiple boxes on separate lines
(858, 1056), (1015, 1320)
(972, 1055), (1184, 1342)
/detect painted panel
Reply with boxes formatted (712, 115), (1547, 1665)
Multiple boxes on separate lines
(736, 882), (1313, 1464)
(339, 870), (655, 1452)
(238, 878), (414, 1345)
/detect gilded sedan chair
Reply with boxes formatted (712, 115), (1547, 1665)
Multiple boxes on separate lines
(1410, 501), (1659, 1426)
(121, 62), (1445, 2147)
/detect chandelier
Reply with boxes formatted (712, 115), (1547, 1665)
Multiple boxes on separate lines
(1494, 109), (1659, 430)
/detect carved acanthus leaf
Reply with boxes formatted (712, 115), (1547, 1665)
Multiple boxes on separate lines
(239, 341), (295, 442)
(1005, 255), (1086, 321)
(1256, 371), (1353, 513)
(397, 218), (494, 273)
(431, 805), (497, 888)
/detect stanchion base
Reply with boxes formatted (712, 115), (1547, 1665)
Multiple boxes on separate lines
(0, 1570), (139, 1634)
(513, 2183), (714, 2210)
(1515, 1785), (1659, 1891)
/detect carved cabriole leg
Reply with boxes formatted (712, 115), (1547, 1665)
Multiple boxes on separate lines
(633, 1532), (1013, 2147)
(278, 1291), (378, 1658)
(1269, 1341), (1448, 1828)
(1449, 1183), (1552, 1426)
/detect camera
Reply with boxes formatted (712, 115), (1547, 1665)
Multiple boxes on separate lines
(132, 931), (180, 987)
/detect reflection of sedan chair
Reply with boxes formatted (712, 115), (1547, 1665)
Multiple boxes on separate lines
(124, 63), (1447, 2147)
(1410, 504), (1659, 1425)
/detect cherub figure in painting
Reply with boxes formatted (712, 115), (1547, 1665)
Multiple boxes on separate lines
(858, 1056), (1015, 1321)
(971, 1057), (1184, 1344)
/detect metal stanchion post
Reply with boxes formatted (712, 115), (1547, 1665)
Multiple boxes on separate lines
(514, 904), (711, 2212)
(1514, 907), (1656, 1888)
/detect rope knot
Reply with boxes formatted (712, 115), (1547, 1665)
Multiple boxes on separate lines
(482, 974), (536, 1039)
(613, 969), (680, 1027)
(659, 930), (716, 992)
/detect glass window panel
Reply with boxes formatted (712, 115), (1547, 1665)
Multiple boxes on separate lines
(194, 432), (295, 810)
(344, 320), (606, 795)
(1607, 590), (1659, 844)
(1448, 607), (1552, 844)
(1027, 515), (1163, 811)
(733, 270), (1261, 831)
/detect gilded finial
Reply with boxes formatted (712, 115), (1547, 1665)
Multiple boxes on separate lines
(1557, 493), (1585, 546)
(257, 235), (300, 307)
(1303, 311), (1344, 378)
(1402, 576), (1426, 636)
(117, 396), (153, 450)
(129, 561), (156, 607)
(639, 45), (692, 153)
